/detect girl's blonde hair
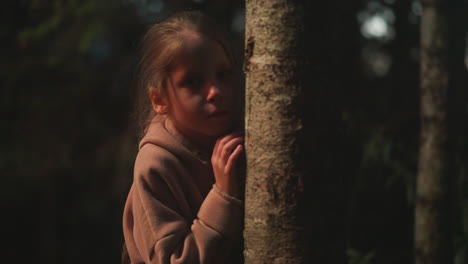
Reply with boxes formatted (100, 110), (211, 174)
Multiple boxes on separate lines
(134, 10), (237, 140)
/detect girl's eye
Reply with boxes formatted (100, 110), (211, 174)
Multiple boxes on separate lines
(216, 70), (231, 81)
(184, 77), (203, 89)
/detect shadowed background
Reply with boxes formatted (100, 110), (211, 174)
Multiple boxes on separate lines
(1, 0), (467, 263)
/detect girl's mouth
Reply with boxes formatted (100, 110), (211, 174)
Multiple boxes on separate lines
(209, 110), (228, 118)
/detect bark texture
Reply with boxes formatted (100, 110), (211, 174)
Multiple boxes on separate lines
(243, 1), (345, 263)
(243, 2), (306, 263)
(415, 0), (452, 263)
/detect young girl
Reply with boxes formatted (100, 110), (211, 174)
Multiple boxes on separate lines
(122, 11), (245, 264)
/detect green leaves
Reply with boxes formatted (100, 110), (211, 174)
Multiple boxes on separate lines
(347, 248), (376, 264)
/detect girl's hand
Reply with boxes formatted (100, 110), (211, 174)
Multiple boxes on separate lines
(211, 132), (244, 199)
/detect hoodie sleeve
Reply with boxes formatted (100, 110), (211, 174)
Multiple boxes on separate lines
(124, 146), (243, 264)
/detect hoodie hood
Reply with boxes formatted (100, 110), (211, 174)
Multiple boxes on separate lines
(139, 117), (211, 165)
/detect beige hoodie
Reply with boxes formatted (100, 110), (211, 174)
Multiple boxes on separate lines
(123, 117), (244, 264)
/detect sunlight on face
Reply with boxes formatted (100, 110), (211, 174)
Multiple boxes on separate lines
(166, 33), (237, 138)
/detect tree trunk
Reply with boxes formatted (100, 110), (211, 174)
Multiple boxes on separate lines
(243, 1), (345, 263)
(415, 0), (452, 263)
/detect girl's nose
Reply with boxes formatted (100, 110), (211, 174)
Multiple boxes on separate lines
(206, 83), (222, 102)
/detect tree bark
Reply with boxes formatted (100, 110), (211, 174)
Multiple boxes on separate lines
(243, 1), (345, 263)
(415, 0), (452, 263)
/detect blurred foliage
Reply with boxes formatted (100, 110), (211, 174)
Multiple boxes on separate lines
(2, 0), (145, 263)
(342, 0), (468, 263)
(347, 248), (376, 264)
(1, 0), (467, 263)
(1, 0), (243, 263)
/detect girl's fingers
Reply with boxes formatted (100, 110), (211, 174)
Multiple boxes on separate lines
(212, 138), (221, 160)
(225, 144), (243, 173)
(221, 137), (243, 161)
(219, 132), (240, 146)
(212, 132), (243, 162)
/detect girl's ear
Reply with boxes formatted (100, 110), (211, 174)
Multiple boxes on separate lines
(149, 87), (168, 115)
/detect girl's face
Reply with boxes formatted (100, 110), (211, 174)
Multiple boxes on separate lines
(165, 33), (237, 139)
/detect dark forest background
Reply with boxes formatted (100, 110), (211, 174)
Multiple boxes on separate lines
(1, 0), (467, 263)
